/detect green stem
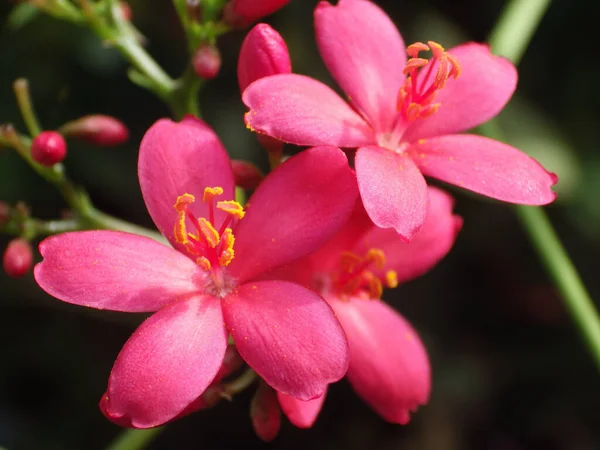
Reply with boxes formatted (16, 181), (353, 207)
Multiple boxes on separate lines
(78, 0), (175, 100)
(488, 0), (550, 65)
(13, 79), (42, 136)
(170, 66), (203, 119)
(488, 0), (600, 370)
(516, 206), (600, 368)
(106, 428), (164, 450)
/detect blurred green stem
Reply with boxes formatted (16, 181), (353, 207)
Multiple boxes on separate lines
(13, 79), (42, 136)
(106, 428), (164, 450)
(489, 0), (600, 370)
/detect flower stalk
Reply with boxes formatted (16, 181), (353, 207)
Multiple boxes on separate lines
(487, 0), (600, 370)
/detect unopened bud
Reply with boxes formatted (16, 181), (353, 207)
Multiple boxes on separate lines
(250, 382), (281, 442)
(238, 23), (291, 92)
(231, 160), (264, 190)
(119, 1), (132, 21)
(192, 45), (221, 80)
(3, 238), (33, 278)
(31, 131), (66, 166)
(0, 202), (10, 226)
(217, 345), (244, 379)
(224, 0), (290, 27)
(59, 115), (129, 146)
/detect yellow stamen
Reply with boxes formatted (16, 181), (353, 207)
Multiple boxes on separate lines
(428, 41), (446, 58)
(203, 186), (223, 203)
(385, 270), (398, 288)
(198, 217), (220, 248)
(369, 277), (383, 299)
(406, 42), (429, 58)
(339, 252), (363, 272)
(366, 248), (386, 270)
(217, 200), (245, 219)
(174, 193), (195, 212)
(174, 210), (189, 244)
(219, 228), (235, 266)
(196, 256), (211, 271)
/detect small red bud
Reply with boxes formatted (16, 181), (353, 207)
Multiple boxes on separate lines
(3, 238), (33, 278)
(59, 115), (129, 146)
(231, 160), (264, 190)
(31, 131), (67, 166)
(0, 201), (10, 226)
(250, 383), (281, 442)
(192, 45), (222, 80)
(119, 1), (132, 21)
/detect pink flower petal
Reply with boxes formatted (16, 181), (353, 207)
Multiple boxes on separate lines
(357, 187), (462, 284)
(34, 231), (204, 312)
(101, 295), (227, 428)
(403, 43), (518, 141)
(329, 297), (430, 424)
(138, 117), (235, 252)
(277, 391), (326, 428)
(243, 74), (375, 147)
(409, 134), (558, 204)
(355, 146), (428, 241)
(231, 0), (290, 23)
(238, 23), (291, 92)
(315, 0), (406, 133)
(222, 280), (349, 400)
(230, 146), (358, 282)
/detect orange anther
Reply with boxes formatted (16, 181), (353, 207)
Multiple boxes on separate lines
(198, 217), (220, 248)
(446, 53), (462, 79)
(219, 228), (235, 266)
(406, 103), (422, 121)
(339, 251), (363, 272)
(366, 248), (386, 270)
(406, 42), (430, 58)
(174, 193), (195, 212)
(203, 186), (223, 203)
(420, 103), (440, 119)
(403, 57), (429, 74)
(369, 277), (383, 299)
(174, 210), (189, 244)
(428, 41), (446, 59)
(385, 270), (398, 288)
(196, 256), (211, 271)
(216, 200), (245, 219)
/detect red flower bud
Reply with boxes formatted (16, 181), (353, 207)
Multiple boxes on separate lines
(192, 45), (222, 80)
(31, 131), (67, 166)
(119, 1), (132, 21)
(0, 201), (10, 226)
(3, 238), (33, 278)
(224, 0), (290, 26)
(250, 383), (281, 442)
(231, 159), (264, 190)
(238, 23), (291, 93)
(59, 115), (129, 146)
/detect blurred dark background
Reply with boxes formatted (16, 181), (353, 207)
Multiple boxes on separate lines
(1, 0), (599, 449)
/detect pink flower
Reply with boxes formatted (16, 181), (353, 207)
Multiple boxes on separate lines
(243, 0), (557, 241)
(34, 116), (358, 428)
(267, 187), (462, 425)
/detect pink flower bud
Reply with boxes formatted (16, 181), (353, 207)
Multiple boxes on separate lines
(0, 201), (10, 226)
(3, 238), (33, 278)
(192, 45), (222, 80)
(250, 383), (281, 442)
(60, 115), (129, 146)
(119, 1), (132, 20)
(238, 23), (291, 92)
(231, 159), (264, 190)
(31, 131), (67, 166)
(224, 0), (290, 26)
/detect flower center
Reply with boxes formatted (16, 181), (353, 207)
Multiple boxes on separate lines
(397, 41), (461, 122)
(332, 248), (398, 299)
(173, 187), (245, 295)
